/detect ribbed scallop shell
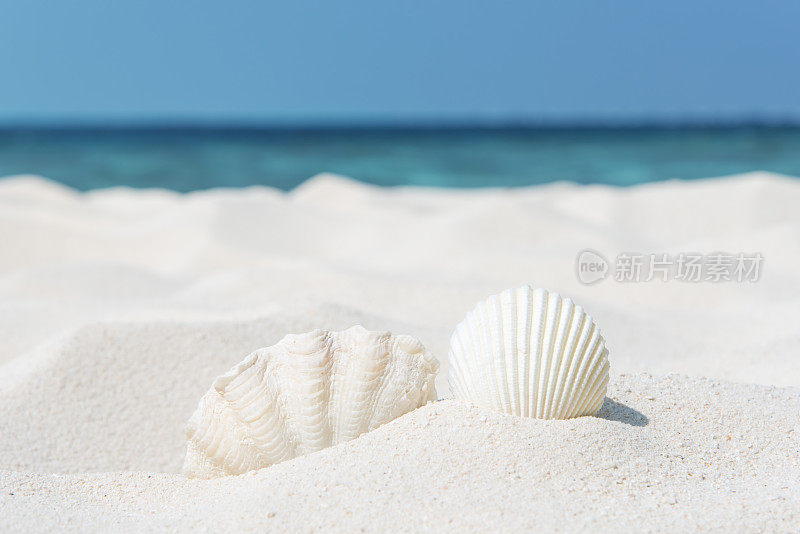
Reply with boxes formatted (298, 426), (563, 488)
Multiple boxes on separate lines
(448, 286), (609, 419)
(184, 325), (438, 478)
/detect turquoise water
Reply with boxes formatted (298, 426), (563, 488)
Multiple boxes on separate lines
(1, 126), (799, 191)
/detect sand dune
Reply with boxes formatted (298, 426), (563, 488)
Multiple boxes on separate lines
(1, 173), (799, 531)
(3, 377), (798, 531)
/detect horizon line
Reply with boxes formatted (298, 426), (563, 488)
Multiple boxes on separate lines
(2, 116), (800, 132)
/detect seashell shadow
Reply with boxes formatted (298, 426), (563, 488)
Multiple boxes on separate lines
(594, 397), (649, 427)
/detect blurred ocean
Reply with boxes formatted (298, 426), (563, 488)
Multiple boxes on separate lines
(1, 125), (799, 191)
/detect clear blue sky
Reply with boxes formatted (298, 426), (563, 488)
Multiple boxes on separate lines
(1, 1), (799, 123)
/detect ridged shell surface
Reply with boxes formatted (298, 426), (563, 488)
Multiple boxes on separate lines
(448, 286), (609, 419)
(184, 325), (438, 478)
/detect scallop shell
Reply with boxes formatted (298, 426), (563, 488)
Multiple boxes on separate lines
(448, 286), (609, 419)
(184, 325), (439, 478)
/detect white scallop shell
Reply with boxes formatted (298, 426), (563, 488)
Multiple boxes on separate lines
(448, 286), (609, 419)
(184, 325), (439, 478)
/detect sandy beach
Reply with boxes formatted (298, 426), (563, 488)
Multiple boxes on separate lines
(1, 172), (799, 531)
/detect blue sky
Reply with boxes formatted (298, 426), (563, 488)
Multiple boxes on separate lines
(1, 1), (799, 123)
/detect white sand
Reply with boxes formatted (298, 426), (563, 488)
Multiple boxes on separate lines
(1, 172), (799, 531)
